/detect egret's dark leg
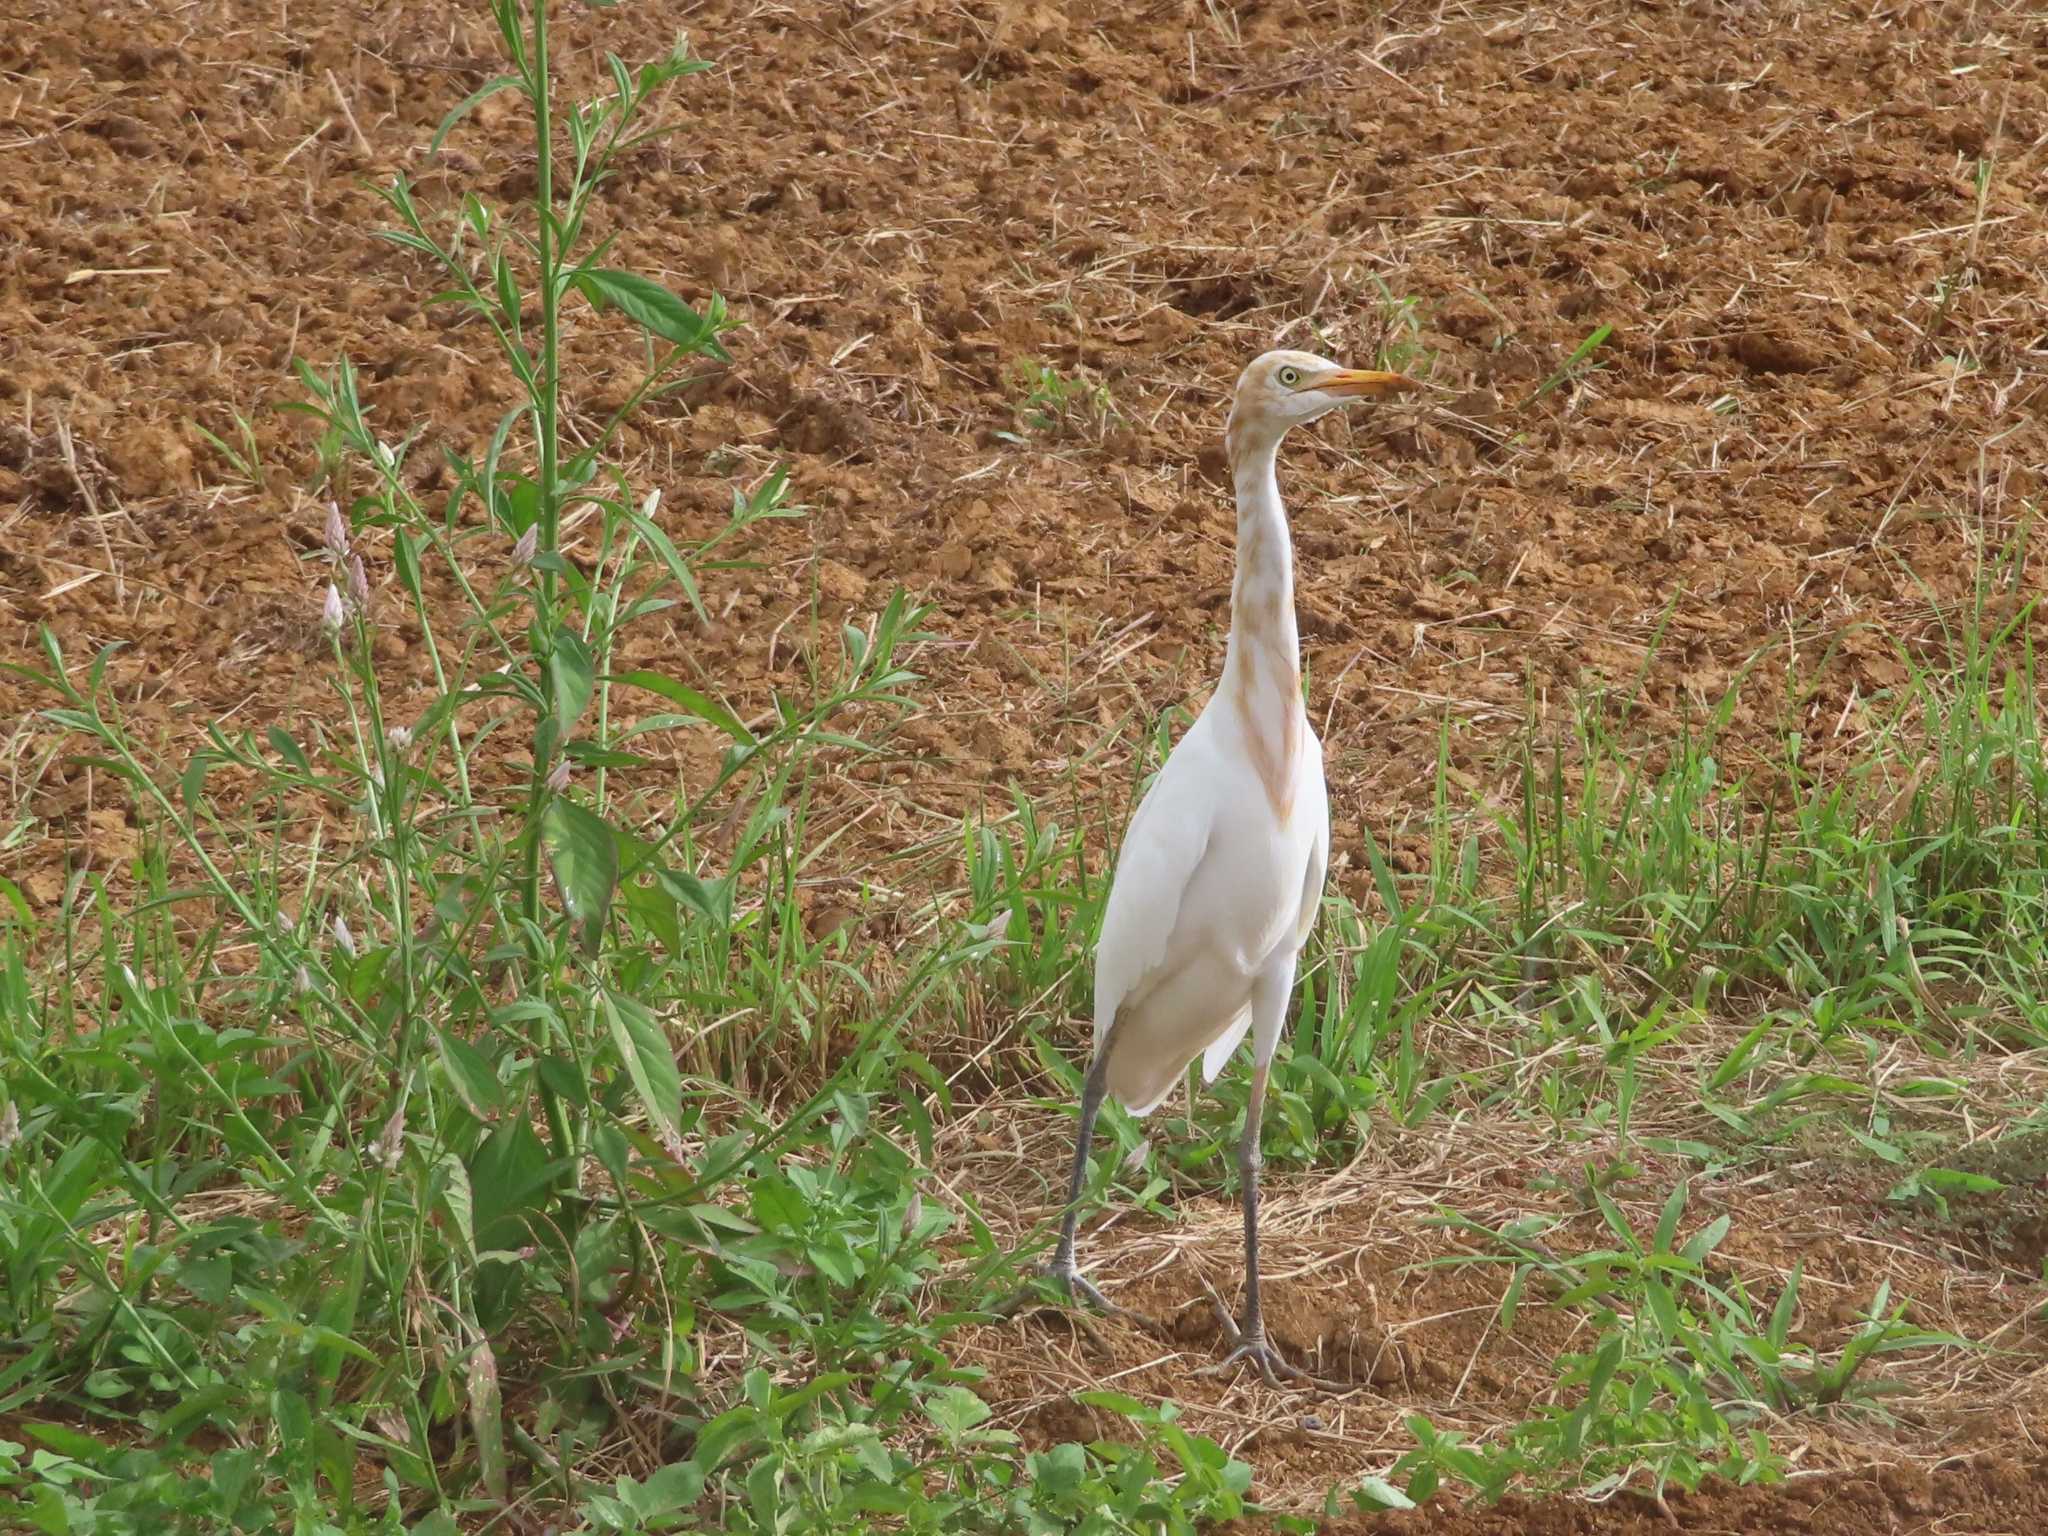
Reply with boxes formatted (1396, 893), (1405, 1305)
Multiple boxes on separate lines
(1202, 1057), (1332, 1387)
(1042, 1051), (1123, 1311)
(1238, 1060), (1272, 1344)
(997, 1051), (1130, 1318)
(1051, 1054), (1109, 1270)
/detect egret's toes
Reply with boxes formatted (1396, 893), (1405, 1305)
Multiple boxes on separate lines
(1201, 1335), (1330, 1389)
(997, 1261), (1145, 1326)
(1043, 1261), (1146, 1320)
(1056, 1266), (1110, 1310)
(1200, 1336), (1287, 1386)
(1193, 1278), (1340, 1390)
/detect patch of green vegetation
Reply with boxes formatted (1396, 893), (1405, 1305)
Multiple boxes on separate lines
(1003, 359), (1119, 439)
(1330, 1185), (1965, 1515)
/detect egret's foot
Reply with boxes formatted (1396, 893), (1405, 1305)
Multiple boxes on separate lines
(996, 1260), (1143, 1325)
(1196, 1278), (1344, 1391)
(1201, 1330), (1322, 1388)
(1043, 1261), (1124, 1315)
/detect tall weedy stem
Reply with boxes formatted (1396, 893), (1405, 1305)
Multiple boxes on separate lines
(525, 0), (562, 934)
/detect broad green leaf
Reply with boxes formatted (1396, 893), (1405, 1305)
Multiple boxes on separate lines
(601, 987), (682, 1137)
(435, 1028), (503, 1119)
(1651, 1180), (1687, 1255)
(656, 865), (732, 928)
(1916, 1168), (2004, 1195)
(1680, 1213), (1732, 1263)
(541, 798), (619, 932)
(174, 1255), (233, 1307)
(1073, 1389), (1148, 1418)
(922, 1386), (993, 1437)
(156, 1384), (235, 1447)
(548, 626), (596, 738)
(572, 267), (729, 360)
(467, 1116), (554, 1253)
(438, 1152), (476, 1260)
(631, 1460), (706, 1518)
(1351, 1477), (1415, 1512)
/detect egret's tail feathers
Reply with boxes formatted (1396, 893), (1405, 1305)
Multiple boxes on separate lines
(1101, 978), (1254, 1118)
(1201, 1006), (1254, 1083)
(1113, 1075), (1179, 1119)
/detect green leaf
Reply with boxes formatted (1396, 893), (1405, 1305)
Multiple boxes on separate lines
(1680, 1213), (1732, 1263)
(617, 498), (708, 621)
(438, 1153), (477, 1261)
(468, 1116), (555, 1253)
(601, 987), (682, 1138)
(156, 1384), (234, 1447)
(1350, 1476), (1416, 1512)
(656, 865), (732, 928)
(616, 670), (754, 744)
(471, 1343), (506, 1500)
(1847, 1125), (1906, 1163)
(1651, 1180), (1687, 1254)
(435, 1028), (504, 1119)
(1034, 1441), (1087, 1496)
(631, 1460), (706, 1518)
(429, 74), (524, 156)
(180, 753), (210, 814)
(268, 726), (311, 774)
(922, 1386), (993, 1438)
(541, 798), (619, 933)
(548, 626), (596, 738)
(173, 1255), (233, 1307)
(1073, 1389), (1149, 1419)
(572, 267), (730, 360)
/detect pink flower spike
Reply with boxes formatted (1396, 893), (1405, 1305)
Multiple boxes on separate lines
(322, 583), (346, 634)
(348, 553), (370, 610)
(546, 757), (571, 794)
(512, 524), (539, 565)
(371, 1104), (405, 1172)
(323, 502), (350, 559)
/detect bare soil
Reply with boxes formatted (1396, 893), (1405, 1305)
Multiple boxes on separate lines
(6, 0), (2048, 1526)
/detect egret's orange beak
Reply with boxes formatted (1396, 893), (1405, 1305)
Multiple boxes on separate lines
(1320, 368), (1421, 399)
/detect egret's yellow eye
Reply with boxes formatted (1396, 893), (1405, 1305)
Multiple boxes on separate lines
(1277, 366), (1302, 387)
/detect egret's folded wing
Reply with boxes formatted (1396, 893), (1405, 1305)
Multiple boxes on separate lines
(1091, 758), (1218, 1060)
(1292, 745), (1331, 950)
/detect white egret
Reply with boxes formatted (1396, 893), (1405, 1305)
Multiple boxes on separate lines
(1044, 349), (1418, 1385)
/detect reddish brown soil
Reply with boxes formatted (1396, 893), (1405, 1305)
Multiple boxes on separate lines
(7, 0), (2048, 1526)
(7, 0), (2048, 910)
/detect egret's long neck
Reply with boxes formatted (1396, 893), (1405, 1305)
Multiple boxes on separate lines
(1219, 411), (1305, 819)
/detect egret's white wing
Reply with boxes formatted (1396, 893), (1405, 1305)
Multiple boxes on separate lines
(1292, 736), (1331, 950)
(1205, 733), (1327, 1084)
(1091, 734), (1220, 1061)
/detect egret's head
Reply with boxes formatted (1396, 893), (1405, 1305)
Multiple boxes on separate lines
(1231, 349), (1419, 436)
